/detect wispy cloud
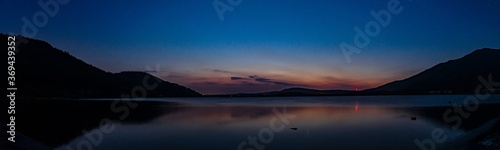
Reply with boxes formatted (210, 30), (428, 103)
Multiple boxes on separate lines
(231, 77), (248, 80)
(248, 75), (298, 86)
(213, 69), (234, 74)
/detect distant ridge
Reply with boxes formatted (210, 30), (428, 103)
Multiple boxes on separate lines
(214, 87), (356, 97)
(2, 34), (201, 98)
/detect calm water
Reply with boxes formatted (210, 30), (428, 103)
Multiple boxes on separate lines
(32, 95), (500, 150)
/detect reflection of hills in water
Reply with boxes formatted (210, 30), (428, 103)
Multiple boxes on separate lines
(396, 105), (500, 131)
(1, 98), (182, 149)
(2, 98), (499, 149)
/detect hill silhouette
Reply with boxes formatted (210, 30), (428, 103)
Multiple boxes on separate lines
(2, 34), (201, 98)
(114, 71), (201, 97)
(368, 48), (500, 94)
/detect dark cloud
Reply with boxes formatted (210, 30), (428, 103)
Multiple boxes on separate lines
(248, 75), (297, 86)
(248, 75), (263, 79)
(268, 81), (296, 86)
(231, 77), (247, 80)
(254, 78), (271, 82)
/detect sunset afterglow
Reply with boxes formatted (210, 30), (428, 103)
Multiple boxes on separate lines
(3, 0), (500, 94)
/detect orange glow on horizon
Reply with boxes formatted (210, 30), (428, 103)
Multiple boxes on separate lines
(157, 69), (397, 94)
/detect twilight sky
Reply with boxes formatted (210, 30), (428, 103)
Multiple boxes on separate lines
(2, 0), (500, 94)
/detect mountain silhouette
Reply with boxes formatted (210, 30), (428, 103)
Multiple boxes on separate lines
(4, 33), (498, 97)
(368, 48), (500, 94)
(2, 34), (201, 98)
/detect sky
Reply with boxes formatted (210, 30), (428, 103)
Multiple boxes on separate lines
(2, 0), (500, 94)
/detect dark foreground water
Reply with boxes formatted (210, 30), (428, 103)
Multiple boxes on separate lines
(3, 95), (500, 150)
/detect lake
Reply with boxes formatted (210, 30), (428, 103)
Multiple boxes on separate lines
(5, 95), (500, 150)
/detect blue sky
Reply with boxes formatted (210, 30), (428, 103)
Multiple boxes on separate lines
(2, 0), (500, 94)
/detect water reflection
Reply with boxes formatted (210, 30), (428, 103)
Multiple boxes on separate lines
(57, 102), (499, 150)
(6, 97), (500, 150)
